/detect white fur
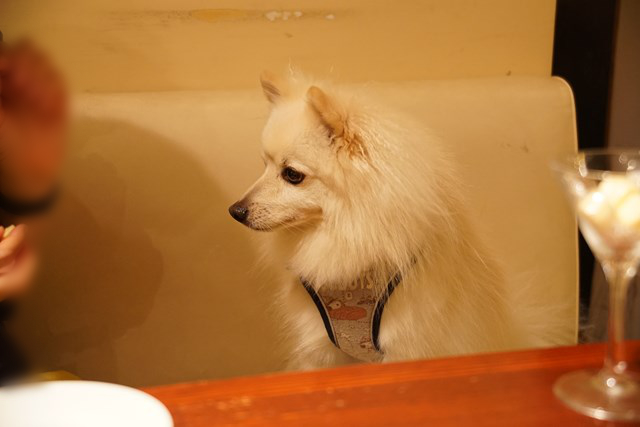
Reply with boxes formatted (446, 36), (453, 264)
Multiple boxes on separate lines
(231, 72), (574, 370)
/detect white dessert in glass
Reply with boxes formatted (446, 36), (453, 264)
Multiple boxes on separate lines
(554, 150), (640, 422)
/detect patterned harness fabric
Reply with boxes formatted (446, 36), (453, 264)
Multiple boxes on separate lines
(301, 274), (401, 363)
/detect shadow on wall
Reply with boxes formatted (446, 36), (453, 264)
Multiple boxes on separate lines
(13, 118), (284, 387)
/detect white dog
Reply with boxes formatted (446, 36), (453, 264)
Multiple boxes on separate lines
(229, 72), (573, 370)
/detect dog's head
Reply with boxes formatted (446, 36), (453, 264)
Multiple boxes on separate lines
(228, 72), (458, 285)
(229, 72), (367, 232)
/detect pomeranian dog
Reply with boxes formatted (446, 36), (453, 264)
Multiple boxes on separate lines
(229, 72), (573, 370)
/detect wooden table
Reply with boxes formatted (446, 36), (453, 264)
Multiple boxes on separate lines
(144, 342), (640, 426)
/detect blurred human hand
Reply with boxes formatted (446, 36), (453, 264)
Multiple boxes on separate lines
(0, 38), (67, 202)
(0, 225), (37, 301)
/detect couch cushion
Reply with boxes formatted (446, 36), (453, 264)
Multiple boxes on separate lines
(15, 76), (578, 386)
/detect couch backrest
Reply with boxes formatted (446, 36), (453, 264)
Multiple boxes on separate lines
(14, 77), (578, 387)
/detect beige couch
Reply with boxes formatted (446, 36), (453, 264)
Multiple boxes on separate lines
(14, 77), (578, 387)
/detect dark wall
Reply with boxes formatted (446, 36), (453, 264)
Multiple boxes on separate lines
(552, 0), (618, 321)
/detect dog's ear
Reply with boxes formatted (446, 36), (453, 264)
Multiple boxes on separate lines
(306, 86), (345, 138)
(260, 71), (284, 104)
(307, 86), (367, 157)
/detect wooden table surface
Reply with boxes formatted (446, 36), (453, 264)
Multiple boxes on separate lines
(144, 342), (640, 427)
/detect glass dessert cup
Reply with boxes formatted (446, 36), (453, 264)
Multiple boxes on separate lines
(554, 149), (640, 421)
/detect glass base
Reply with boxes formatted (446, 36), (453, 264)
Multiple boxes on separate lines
(554, 369), (640, 422)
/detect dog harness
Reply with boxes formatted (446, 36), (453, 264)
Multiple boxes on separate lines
(301, 273), (401, 363)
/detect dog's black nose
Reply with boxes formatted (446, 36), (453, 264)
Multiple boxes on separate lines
(229, 202), (249, 223)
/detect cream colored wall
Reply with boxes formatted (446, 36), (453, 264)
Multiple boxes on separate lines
(0, 1), (563, 387)
(1, 0), (556, 92)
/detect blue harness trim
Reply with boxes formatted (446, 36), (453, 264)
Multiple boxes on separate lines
(371, 273), (402, 351)
(300, 280), (338, 347)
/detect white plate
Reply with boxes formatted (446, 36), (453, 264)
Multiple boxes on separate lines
(0, 381), (173, 427)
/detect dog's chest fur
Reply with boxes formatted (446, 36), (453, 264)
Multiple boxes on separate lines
(277, 256), (521, 371)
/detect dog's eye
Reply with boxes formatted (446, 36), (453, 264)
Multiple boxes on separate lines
(282, 167), (305, 185)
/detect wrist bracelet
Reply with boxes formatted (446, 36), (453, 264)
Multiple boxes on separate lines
(0, 187), (59, 216)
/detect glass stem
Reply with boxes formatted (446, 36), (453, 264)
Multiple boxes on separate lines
(601, 260), (634, 376)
